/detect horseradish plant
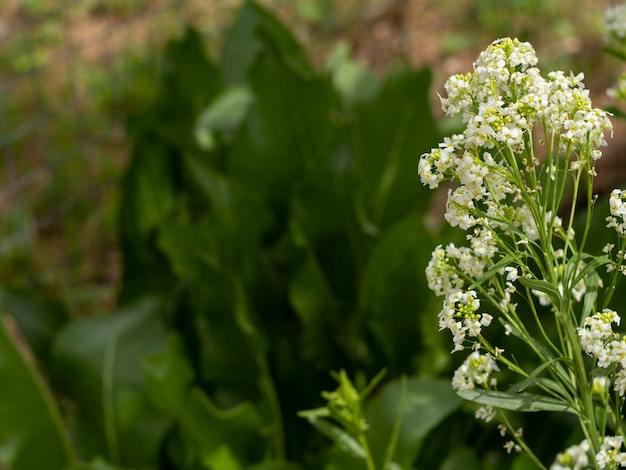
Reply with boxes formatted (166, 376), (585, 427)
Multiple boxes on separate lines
(418, 37), (626, 469)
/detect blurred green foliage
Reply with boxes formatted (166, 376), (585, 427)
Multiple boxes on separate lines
(0, 2), (465, 468)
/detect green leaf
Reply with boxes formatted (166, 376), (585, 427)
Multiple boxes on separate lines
(53, 297), (169, 466)
(157, 213), (213, 277)
(227, 21), (335, 206)
(220, 0), (313, 85)
(143, 339), (267, 468)
(141, 336), (195, 416)
(605, 105), (626, 120)
(287, 231), (339, 363)
(159, 25), (222, 128)
(359, 216), (435, 369)
(326, 41), (379, 108)
(186, 388), (266, 467)
(512, 357), (569, 394)
(602, 46), (626, 62)
(518, 277), (561, 306)
(467, 255), (516, 290)
(457, 389), (576, 414)
(298, 411), (366, 459)
(195, 86), (255, 151)
(0, 287), (68, 368)
(0, 315), (72, 470)
(366, 377), (463, 466)
(119, 139), (174, 239)
(182, 155), (273, 269)
(352, 64), (439, 228)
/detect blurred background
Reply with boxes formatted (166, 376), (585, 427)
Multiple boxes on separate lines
(0, 0), (614, 316)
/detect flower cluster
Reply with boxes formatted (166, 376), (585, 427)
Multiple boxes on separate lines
(596, 436), (626, 469)
(419, 37), (611, 237)
(451, 351), (499, 390)
(578, 309), (626, 396)
(438, 290), (493, 352)
(551, 439), (591, 470)
(607, 189), (626, 236)
(421, 37), (619, 467)
(426, 228), (499, 299)
(551, 437), (626, 470)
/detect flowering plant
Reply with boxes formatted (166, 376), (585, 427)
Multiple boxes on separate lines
(418, 37), (626, 469)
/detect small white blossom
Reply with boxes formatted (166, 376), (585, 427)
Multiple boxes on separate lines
(596, 435), (626, 469)
(452, 351), (499, 390)
(551, 439), (590, 470)
(608, 189), (626, 236)
(475, 405), (495, 422)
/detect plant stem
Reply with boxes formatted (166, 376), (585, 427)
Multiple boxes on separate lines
(359, 434), (377, 470)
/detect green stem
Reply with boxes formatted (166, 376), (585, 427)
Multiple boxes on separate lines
(564, 316), (602, 458)
(359, 434), (377, 470)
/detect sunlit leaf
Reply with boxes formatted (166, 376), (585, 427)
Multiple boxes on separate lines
(195, 86), (254, 151)
(458, 389), (577, 414)
(326, 41), (379, 108)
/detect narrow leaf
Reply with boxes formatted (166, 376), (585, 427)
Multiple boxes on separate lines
(512, 357), (568, 393)
(458, 389), (576, 414)
(518, 277), (561, 305)
(468, 255), (516, 290)
(298, 414), (366, 459)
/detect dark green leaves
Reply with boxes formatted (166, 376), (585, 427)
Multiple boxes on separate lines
(105, 0), (443, 467)
(0, 287), (68, 367)
(220, 0), (312, 85)
(0, 315), (72, 470)
(300, 374), (463, 468)
(351, 64), (438, 229)
(53, 297), (169, 467)
(366, 377), (463, 466)
(143, 340), (267, 468)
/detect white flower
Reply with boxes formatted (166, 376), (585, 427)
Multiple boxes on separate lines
(608, 189), (626, 236)
(551, 439), (590, 470)
(426, 245), (464, 298)
(596, 436), (626, 469)
(504, 440), (521, 453)
(452, 351), (499, 390)
(475, 405), (495, 422)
